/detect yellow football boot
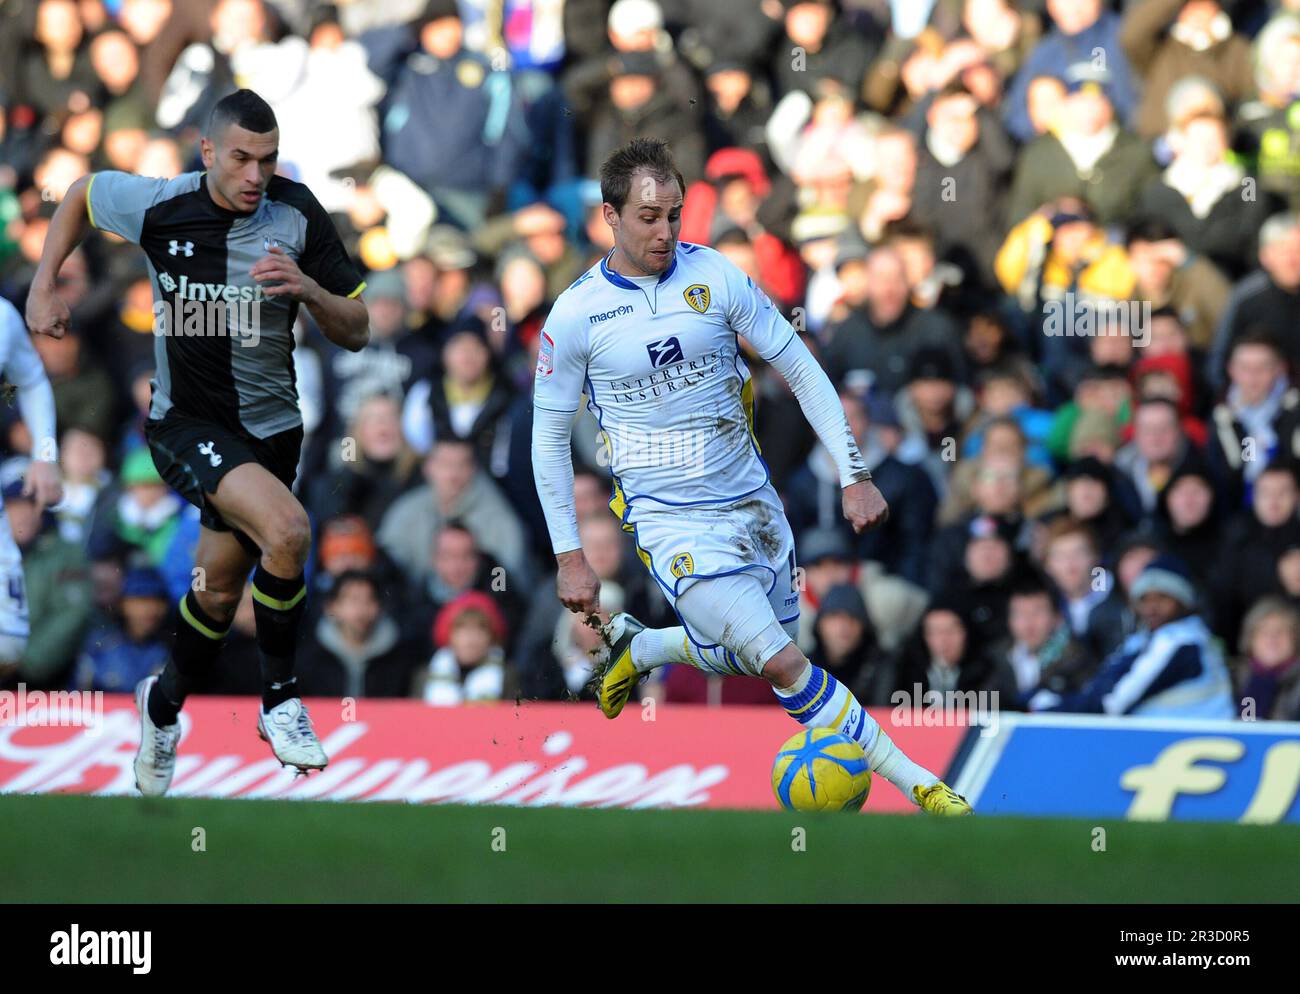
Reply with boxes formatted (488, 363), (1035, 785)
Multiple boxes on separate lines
(914, 781), (974, 816)
(596, 613), (645, 719)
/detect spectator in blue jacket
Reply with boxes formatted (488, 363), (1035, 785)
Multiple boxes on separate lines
(1028, 553), (1235, 718)
(1002, 0), (1138, 144)
(380, 0), (530, 229)
(73, 566), (171, 693)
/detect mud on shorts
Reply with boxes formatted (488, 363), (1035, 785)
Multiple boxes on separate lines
(144, 412), (303, 557)
(616, 482), (799, 658)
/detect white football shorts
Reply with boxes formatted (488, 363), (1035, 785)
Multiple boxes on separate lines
(618, 481), (799, 656)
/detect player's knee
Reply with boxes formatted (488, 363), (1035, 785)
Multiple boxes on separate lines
(761, 641), (809, 690)
(262, 505), (312, 566)
(194, 583), (241, 622)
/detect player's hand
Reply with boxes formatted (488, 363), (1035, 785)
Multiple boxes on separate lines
(555, 549), (601, 616)
(251, 246), (320, 302)
(24, 460), (63, 511)
(842, 479), (888, 534)
(25, 281), (71, 339)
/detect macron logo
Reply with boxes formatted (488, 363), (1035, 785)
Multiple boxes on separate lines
(589, 305), (634, 325)
(50, 925), (151, 974)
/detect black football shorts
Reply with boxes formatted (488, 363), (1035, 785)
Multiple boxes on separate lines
(144, 412), (304, 555)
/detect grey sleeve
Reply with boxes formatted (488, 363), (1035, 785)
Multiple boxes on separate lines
(86, 171), (174, 244)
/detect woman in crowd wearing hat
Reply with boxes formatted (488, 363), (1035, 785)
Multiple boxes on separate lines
(417, 589), (515, 705)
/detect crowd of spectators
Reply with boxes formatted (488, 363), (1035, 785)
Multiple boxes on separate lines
(2, 0), (1300, 722)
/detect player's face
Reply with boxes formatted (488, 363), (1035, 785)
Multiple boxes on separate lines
(201, 123), (279, 213)
(605, 169), (682, 277)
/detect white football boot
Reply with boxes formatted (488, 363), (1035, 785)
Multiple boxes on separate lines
(134, 675), (181, 797)
(257, 697), (328, 772)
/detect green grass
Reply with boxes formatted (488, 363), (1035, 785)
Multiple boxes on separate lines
(2, 793), (1296, 902)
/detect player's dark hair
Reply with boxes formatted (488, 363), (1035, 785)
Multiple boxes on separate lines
(208, 89), (278, 137)
(600, 138), (685, 213)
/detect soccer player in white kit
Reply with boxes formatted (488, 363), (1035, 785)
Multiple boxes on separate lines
(0, 298), (63, 675)
(531, 139), (970, 815)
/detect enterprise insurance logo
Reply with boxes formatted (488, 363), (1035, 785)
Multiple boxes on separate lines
(607, 348), (724, 403)
(50, 925), (151, 974)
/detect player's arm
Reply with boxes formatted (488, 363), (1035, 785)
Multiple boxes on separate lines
(530, 311), (599, 615)
(28, 170), (172, 338)
(25, 175), (93, 339)
(253, 245), (369, 351)
(4, 306), (62, 509)
(722, 261), (887, 534)
(256, 188), (370, 351)
(0, 303), (61, 507)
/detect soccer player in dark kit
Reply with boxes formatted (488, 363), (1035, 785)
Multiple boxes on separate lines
(26, 89), (370, 795)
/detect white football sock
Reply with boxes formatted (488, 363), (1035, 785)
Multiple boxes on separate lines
(629, 626), (694, 672)
(773, 662), (939, 804)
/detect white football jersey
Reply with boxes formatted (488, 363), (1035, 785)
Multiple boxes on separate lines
(0, 297), (46, 640)
(533, 243), (796, 515)
(0, 298), (49, 403)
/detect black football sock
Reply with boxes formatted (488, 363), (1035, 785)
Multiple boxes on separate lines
(148, 591), (232, 727)
(252, 564), (307, 711)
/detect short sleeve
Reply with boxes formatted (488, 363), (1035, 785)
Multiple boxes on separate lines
(531, 304), (588, 414)
(86, 171), (174, 244)
(298, 192), (366, 299)
(720, 254), (796, 361)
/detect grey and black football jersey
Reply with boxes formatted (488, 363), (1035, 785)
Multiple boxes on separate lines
(87, 170), (366, 438)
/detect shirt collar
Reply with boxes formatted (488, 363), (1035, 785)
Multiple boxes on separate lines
(600, 248), (678, 289)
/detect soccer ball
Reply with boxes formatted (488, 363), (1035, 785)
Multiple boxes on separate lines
(771, 728), (871, 812)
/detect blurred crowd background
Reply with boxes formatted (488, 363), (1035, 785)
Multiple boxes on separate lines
(2, 0), (1300, 721)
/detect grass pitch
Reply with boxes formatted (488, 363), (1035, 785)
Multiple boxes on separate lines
(2, 793), (1296, 902)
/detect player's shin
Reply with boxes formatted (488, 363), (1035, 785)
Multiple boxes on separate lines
(251, 564), (307, 710)
(149, 590), (232, 726)
(771, 662), (940, 802)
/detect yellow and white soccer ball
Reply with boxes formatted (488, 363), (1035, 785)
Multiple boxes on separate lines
(772, 728), (871, 812)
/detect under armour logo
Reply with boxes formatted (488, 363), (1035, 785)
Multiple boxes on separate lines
(198, 441), (222, 467)
(169, 240), (194, 256)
